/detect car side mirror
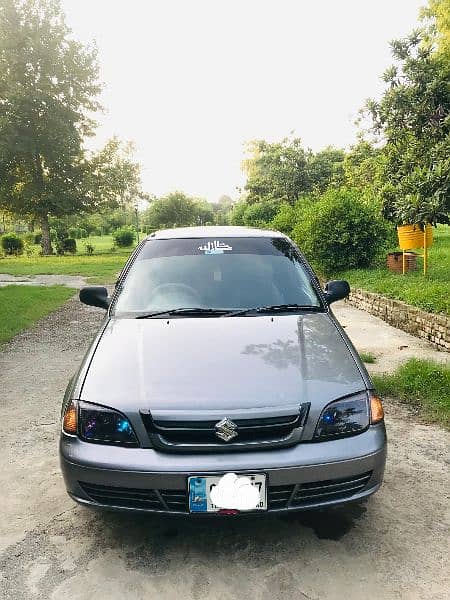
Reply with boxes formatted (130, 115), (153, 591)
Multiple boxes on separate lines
(324, 280), (350, 304)
(79, 286), (110, 309)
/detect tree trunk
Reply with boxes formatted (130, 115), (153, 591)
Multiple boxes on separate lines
(39, 214), (53, 255)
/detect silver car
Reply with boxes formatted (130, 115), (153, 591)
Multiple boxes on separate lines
(60, 226), (386, 515)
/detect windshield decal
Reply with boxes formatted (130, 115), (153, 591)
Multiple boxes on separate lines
(198, 240), (233, 254)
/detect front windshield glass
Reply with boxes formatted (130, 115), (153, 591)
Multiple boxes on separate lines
(113, 236), (322, 315)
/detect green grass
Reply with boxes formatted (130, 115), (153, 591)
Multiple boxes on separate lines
(359, 351), (377, 364)
(77, 235), (117, 253)
(0, 285), (76, 345)
(336, 225), (450, 315)
(76, 233), (145, 254)
(0, 234), (139, 284)
(373, 358), (450, 428)
(0, 253), (130, 284)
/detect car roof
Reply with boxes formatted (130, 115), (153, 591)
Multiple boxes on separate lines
(146, 226), (286, 240)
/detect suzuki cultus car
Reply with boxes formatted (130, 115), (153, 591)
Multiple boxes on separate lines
(60, 226), (386, 515)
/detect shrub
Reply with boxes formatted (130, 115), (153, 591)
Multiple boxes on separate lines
(230, 200), (279, 228)
(63, 238), (77, 254)
(1, 233), (24, 255)
(270, 198), (314, 236)
(84, 243), (95, 255)
(24, 242), (35, 257)
(113, 227), (136, 247)
(23, 233), (35, 245)
(80, 228), (88, 238)
(34, 232), (42, 245)
(230, 202), (248, 226)
(292, 188), (392, 274)
(56, 238), (77, 255)
(242, 200), (279, 229)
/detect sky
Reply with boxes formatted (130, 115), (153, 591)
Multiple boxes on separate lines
(61, 0), (425, 202)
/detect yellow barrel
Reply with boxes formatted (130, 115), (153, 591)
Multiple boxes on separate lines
(397, 224), (433, 250)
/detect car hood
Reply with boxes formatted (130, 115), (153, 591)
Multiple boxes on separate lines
(80, 314), (365, 420)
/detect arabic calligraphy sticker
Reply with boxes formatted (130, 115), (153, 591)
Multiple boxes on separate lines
(198, 240), (233, 255)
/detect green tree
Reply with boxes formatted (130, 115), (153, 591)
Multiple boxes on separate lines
(193, 199), (214, 225)
(421, 0), (450, 58)
(211, 195), (233, 225)
(144, 191), (213, 229)
(242, 137), (310, 205)
(240, 200), (279, 229)
(243, 138), (347, 206)
(343, 140), (383, 192)
(0, 0), (101, 253)
(307, 146), (345, 193)
(366, 28), (450, 226)
(230, 201), (248, 226)
(86, 137), (148, 211)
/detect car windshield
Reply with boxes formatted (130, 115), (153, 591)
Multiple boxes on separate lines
(113, 236), (322, 316)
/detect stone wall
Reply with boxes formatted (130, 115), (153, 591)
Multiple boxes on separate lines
(346, 289), (450, 352)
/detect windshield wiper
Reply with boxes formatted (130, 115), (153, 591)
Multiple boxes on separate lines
(135, 307), (234, 319)
(225, 304), (324, 317)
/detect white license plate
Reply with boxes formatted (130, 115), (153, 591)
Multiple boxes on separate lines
(188, 473), (267, 513)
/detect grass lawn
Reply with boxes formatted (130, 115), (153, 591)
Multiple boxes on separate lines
(0, 285), (76, 345)
(336, 225), (450, 315)
(75, 233), (146, 254)
(373, 358), (450, 429)
(0, 234), (139, 284)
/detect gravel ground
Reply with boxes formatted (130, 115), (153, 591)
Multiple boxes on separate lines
(0, 297), (449, 600)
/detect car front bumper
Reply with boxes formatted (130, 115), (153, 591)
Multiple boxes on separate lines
(60, 424), (387, 514)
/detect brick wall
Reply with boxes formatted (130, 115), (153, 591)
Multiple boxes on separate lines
(346, 289), (450, 352)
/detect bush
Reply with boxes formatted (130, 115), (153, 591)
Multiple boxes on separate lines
(292, 188), (392, 274)
(242, 200), (279, 229)
(23, 233), (36, 245)
(56, 238), (77, 255)
(1, 233), (24, 255)
(230, 200), (279, 228)
(113, 227), (136, 247)
(270, 198), (314, 236)
(34, 232), (42, 245)
(230, 202), (248, 226)
(24, 242), (35, 257)
(68, 227), (80, 239)
(80, 228), (88, 238)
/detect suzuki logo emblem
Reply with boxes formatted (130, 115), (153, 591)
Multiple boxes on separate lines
(214, 417), (238, 442)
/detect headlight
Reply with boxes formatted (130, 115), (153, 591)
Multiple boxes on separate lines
(63, 401), (138, 447)
(314, 393), (370, 440)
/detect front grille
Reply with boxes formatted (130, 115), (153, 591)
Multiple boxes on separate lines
(79, 471), (372, 513)
(79, 482), (188, 513)
(268, 471), (373, 510)
(141, 405), (309, 452)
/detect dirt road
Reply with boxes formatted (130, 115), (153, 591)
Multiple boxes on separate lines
(0, 297), (449, 599)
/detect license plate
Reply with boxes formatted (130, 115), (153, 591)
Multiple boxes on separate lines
(188, 473), (267, 513)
